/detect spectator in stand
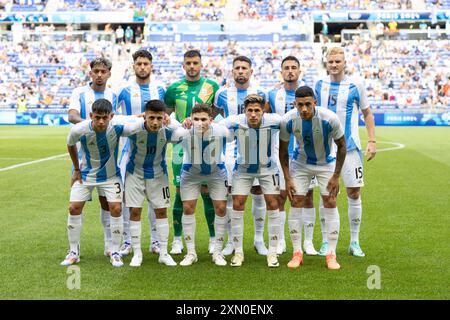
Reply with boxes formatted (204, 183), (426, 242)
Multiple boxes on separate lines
(116, 25), (124, 44)
(125, 26), (134, 43)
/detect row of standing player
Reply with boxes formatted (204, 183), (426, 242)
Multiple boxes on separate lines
(62, 47), (376, 268)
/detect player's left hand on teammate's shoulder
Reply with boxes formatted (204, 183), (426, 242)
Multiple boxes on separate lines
(163, 113), (170, 126)
(182, 117), (192, 129)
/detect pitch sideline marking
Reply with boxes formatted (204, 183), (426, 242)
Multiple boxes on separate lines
(0, 153), (69, 172)
(376, 141), (406, 152)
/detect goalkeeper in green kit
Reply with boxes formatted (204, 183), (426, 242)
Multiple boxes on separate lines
(165, 49), (220, 255)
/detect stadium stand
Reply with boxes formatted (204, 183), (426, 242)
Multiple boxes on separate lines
(10, 0), (47, 11)
(343, 37), (450, 111)
(238, 0), (414, 20)
(0, 0), (449, 113)
(54, 0), (227, 21)
(426, 0), (450, 9)
(0, 36), (113, 109)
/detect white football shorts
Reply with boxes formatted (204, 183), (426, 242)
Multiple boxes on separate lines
(125, 172), (171, 209)
(180, 169), (228, 201)
(70, 176), (123, 203)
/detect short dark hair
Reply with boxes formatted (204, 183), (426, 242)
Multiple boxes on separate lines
(243, 94), (265, 108)
(145, 99), (166, 113)
(92, 99), (112, 114)
(191, 103), (212, 117)
(233, 55), (252, 67)
(281, 56), (300, 68)
(295, 86), (316, 99)
(132, 49), (153, 63)
(184, 49), (202, 60)
(90, 57), (112, 70)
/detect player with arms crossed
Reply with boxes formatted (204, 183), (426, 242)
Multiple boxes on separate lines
(124, 100), (180, 267)
(177, 104), (230, 267)
(68, 57), (118, 257)
(280, 86), (347, 270)
(61, 99), (145, 267)
(221, 94), (282, 268)
(313, 47), (376, 257)
(214, 55), (269, 256)
(117, 49), (166, 257)
(165, 50), (220, 255)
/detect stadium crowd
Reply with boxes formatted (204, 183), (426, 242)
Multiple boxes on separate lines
(0, 39), (113, 110)
(343, 37), (450, 110)
(237, 0), (415, 21)
(1, 0), (449, 111)
(3, 0), (450, 15)
(1, 36), (449, 112)
(53, 0), (226, 21)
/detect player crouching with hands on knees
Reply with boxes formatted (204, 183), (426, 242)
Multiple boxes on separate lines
(124, 100), (183, 267)
(62, 99), (147, 268)
(221, 94), (283, 268)
(178, 104), (232, 267)
(279, 86), (346, 270)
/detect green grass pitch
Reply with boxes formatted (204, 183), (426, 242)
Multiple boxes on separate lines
(0, 125), (448, 300)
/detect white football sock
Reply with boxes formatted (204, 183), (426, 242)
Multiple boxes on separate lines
(156, 218), (169, 255)
(129, 220), (142, 255)
(226, 195), (233, 241)
(251, 194), (266, 243)
(182, 214), (196, 255)
(323, 207), (340, 255)
(147, 205), (159, 243)
(288, 207), (303, 253)
(214, 215), (228, 254)
(231, 210), (244, 254)
(279, 211), (286, 241)
(122, 206), (131, 243)
(68, 214), (82, 254)
(100, 209), (111, 248)
(267, 209), (280, 255)
(302, 207), (316, 242)
(110, 215), (124, 254)
(348, 196), (362, 243)
(319, 197), (327, 243)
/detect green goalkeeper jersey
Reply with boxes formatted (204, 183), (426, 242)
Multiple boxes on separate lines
(164, 77), (219, 122)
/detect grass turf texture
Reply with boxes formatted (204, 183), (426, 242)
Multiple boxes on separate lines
(0, 126), (448, 300)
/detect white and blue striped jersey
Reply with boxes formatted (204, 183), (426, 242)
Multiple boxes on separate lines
(214, 85), (266, 117)
(117, 82), (165, 116)
(69, 84), (118, 119)
(221, 113), (281, 175)
(126, 121), (181, 179)
(280, 107), (344, 166)
(268, 87), (297, 157)
(314, 76), (369, 152)
(268, 87), (296, 115)
(175, 123), (231, 176)
(67, 117), (145, 184)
